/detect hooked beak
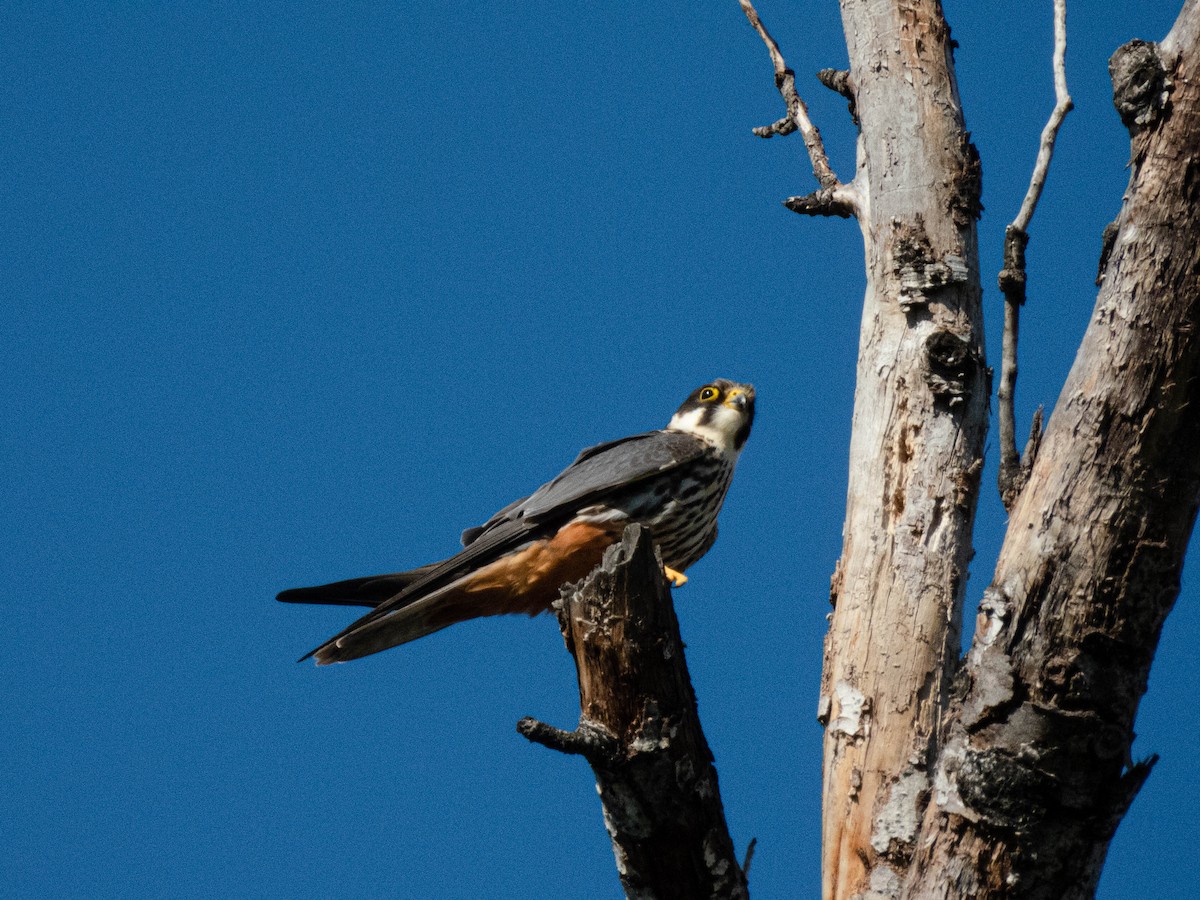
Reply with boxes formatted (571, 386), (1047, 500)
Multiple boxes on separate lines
(725, 390), (749, 411)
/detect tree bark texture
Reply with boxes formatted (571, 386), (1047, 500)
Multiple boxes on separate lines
(520, 524), (748, 900)
(818, 1), (987, 896)
(905, 6), (1200, 897)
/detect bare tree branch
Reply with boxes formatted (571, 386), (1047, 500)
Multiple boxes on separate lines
(741, 838), (758, 879)
(522, 524), (748, 900)
(1012, 0), (1073, 236)
(516, 716), (619, 764)
(783, 187), (857, 219)
(998, 0), (1073, 510)
(737, 0), (849, 200)
(816, 68), (857, 124)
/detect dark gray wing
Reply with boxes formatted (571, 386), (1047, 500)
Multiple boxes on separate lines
(300, 516), (542, 661)
(460, 435), (650, 546)
(303, 429), (708, 662)
(461, 493), (529, 546)
(461, 430), (707, 546)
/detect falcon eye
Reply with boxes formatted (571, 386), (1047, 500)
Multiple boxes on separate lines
(698, 386), (719, 402)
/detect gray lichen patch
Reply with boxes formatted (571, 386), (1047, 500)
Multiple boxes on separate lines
(870, 768), (930, 858)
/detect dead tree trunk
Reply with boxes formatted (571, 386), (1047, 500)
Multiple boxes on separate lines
(521, 3), (1198, 897)
(814, 2), (987, 896)
(741, 0), (1199, 897)
(906, 8), (1200, 897)
(519, 524), (749, 900)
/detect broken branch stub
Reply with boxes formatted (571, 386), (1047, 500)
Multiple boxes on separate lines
(520, 524), (748, 900)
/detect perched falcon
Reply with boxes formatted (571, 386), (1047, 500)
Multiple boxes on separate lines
(279, 379), (755, 664)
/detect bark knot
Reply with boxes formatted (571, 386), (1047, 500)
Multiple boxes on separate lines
(1109, 40), (1170, 132)
(925, 329), (980, 406)
(998, 225), (1029, 299)
(957, 745), (1055, 832)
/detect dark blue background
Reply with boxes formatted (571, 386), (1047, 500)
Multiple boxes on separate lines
(4, 2), (1193, 897)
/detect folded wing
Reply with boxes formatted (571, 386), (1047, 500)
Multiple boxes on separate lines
(289, 428), (709, 663)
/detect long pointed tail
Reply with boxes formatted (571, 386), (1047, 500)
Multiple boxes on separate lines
(292, 521), (621, 664)
(276, 566), (440, 609)
(307, 586), (502, 664)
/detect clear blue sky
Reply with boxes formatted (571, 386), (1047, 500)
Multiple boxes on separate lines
(4, 2), (1194, 897)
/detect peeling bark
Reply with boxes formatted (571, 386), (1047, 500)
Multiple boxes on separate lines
(907, 6), (1200, 896)
(818, 1), (987, 896)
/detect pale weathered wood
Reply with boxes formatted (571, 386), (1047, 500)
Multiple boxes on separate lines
(733, 1), (1200, 896)
(905, 6), (1200, 897)
(519, 524), (748, 900)
(817, 2), (987, 897)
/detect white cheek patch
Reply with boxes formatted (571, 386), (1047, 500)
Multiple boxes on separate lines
(668, 407), (707, 434)
(668, 405), (743, 454)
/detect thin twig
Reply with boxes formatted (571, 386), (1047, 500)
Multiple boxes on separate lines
(738, 0), (840, 191)
(998, 0), (1072, 510)
(1013, 0), (1073, 235)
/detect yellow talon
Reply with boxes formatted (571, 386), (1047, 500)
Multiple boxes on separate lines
(663, 566), (688, 587)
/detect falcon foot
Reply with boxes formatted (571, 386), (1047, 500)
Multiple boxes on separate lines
(663, 566), (688, 587)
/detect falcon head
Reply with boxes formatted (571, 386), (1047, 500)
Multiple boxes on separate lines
(667, 379), (756, 453)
